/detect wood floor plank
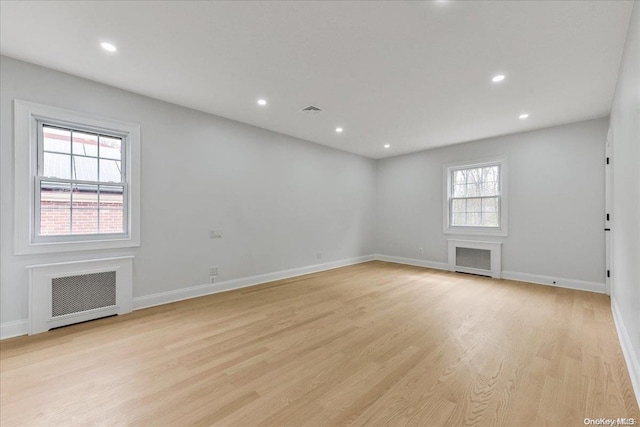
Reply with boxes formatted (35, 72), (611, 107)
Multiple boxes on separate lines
(1, 261), (638, 426)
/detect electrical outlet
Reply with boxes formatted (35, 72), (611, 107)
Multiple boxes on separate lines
(316, 252), (322, 260)
(209, 230), (222, 239)
(210, 276), (217, 284)
(209, 266), (219, 276)
(418, 247), (423, 255)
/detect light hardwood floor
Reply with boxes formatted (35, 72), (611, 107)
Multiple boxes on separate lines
(1, 261), (638, 426)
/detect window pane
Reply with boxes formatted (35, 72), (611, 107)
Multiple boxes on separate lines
(452, 212), (466, 226)
(452, 199), (466, 213)
(73, 156), (98, 181)
(83, 143), (98, 157)
(72, 209), (98, 235)
(483, 213), (499, 227)
(453, 184), (466, 197)
(453, 170), (466, 185)
(71, 184), (98, 234)
(72, 184), (98, 209)
(99, 186), (124, 234)
(484, 166), (498, 182)
(468, 212), (482, 226)
(480, 181), (498, 196)
(467, 198), (481, 212)
(40, 181), (72, 236)
(100, 159), (122, 182)
(43, 152), (71, 179)
(40, 181), (71, 208)
(467, 168), (481, 184)
(72, 132), (98, 157)
(100, 185), (124, 207)
(40, 208), (70, 235)
(99, 209), (124, 234)
(99, 136), (122, 160)
(43, 126), (70, 154)
(466, 184), (479, 197)
(482, 197), (498, 213)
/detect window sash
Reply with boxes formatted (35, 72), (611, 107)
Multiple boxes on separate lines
(34, 177), (128, 241)
(449, 196), (501, 228)
(449, 165), (500, 197)
(38, 122), (126, 183)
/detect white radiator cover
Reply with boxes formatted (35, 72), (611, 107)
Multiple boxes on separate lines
(447, 239), (502, 278)
(28, 257), (133, 335)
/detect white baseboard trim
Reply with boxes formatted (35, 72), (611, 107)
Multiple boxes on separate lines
(132, 255), (376, 311)
(611, 297), (640, 409)
(501, 270), (605, 294)
(0, 255), (376, 340)
(0, 319), (28, 340)
(374, 254), (449, 271)
(373, 253), (605, 294)
(0, 255), (606, 339)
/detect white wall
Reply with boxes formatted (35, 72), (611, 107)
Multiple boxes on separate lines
(0, 56), (376, 328)
(609, 1), (640, 402)
(376, 118), (609, 288)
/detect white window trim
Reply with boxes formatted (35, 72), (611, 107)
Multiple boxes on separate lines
(442, 156), (508, 237)
(14, 100), (141, 255)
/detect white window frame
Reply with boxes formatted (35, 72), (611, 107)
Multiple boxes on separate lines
(443, 156), (508, 236)
(14, 100), (141, 255)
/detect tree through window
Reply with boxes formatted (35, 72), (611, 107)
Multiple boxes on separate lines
(444, 157), (507, 235)
(450, 165), (500, 227)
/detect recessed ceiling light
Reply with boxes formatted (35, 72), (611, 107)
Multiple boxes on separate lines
(257, 99), (267, 106)
(384, 144), (391, 148)
(335, 127), (343, 133)
(519, 113), (529, 119)
(492, 74), (505, 83)
(100, 42), (117, 52)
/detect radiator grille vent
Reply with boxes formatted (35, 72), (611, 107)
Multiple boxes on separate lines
(456, 247), (491, 271)
(52, 271), (116, 317)
(447, 240), (501, 279)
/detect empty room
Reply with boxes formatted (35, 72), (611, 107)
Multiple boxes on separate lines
(1, 1), (639, 426)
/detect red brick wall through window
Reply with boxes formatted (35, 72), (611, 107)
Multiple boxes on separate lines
(40, 190), (124, 235)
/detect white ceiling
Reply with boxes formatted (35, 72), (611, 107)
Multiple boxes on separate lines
(0, 1), (633, 159)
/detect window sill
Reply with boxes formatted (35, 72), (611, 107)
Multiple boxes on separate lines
(444, 227), (508, 237)
(15, 236), (140, 256)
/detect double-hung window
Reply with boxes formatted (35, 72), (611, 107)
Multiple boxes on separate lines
(444, 157), (507, 236)
(14, 100), (140, 254)
(37, 124), (126, 239)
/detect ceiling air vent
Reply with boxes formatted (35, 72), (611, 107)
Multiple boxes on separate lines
(300, 105), (323, 114)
